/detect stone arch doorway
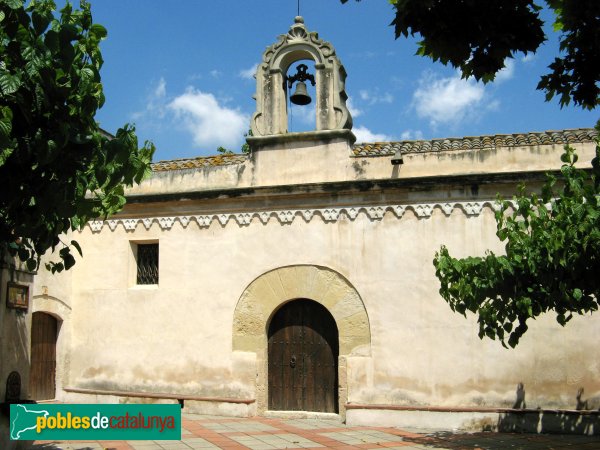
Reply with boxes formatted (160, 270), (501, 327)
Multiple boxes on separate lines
(233, 265), (370, 416)
(29, 312), (58, 400)
(268, 299), (339, 413)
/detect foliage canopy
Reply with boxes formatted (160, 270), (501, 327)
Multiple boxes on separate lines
(342, 0), (600, 109)
(0, 0), (154, 272)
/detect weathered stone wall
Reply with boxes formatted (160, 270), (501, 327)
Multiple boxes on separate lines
(0, 255), (34, 402)
(0, 255), (35, 450)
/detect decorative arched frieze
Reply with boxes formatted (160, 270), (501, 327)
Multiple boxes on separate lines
(251, 16), (352, 136)
(84, 200), (502, 233)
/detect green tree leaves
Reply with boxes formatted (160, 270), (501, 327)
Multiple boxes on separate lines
(0, 0), (155, 272)
(0, 71), (22, 95)
(538, 1), (600, 109)
(434, 124), (600, 347)
(391, 0), (544, 83)
(342, 0), (600, 109)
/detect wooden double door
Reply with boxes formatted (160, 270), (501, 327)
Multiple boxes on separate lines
(29, 312), (57, 400)
(268, 299), (339, 413)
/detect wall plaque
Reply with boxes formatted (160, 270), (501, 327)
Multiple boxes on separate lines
(6, 282), (29, 310)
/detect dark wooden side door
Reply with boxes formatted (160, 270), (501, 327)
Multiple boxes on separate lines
(29, 312), (57, 400)
(268, 299), (339, 412)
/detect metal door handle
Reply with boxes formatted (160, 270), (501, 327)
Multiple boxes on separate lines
(290, 355), (296, 368)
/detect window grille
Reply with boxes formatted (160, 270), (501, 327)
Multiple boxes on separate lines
(137, 243), (159, 285)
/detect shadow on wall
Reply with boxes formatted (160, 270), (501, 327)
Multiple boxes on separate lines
(1, 291), (30, 400)
(512, 382), (526, 409)
(498, 383), (599, 435)
(1, 290), (30, 404)
(498, 410), (599, 435)
(12, 310), (29, 382)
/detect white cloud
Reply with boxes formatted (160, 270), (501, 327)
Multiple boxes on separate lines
(495, 59), (515, 83)
(168, 88), (249, 149)
(210, 69), (222, 79)
(289, 103), (316, 127)
(412, 72), (486, 128)
(187, 73), (203, 82)
(521, 53), (536, 63)
(381, 93), (394, 103)
(400, 130), (424, 140)
(131, 77), (168, 121)
(350, 50), (377, 59)
(353, 125), (394, 143)
(239, 63), (258, 80)
(154, 77), (166, 98)
(390, 76), (405, 88)
(347, 97), (362, 118)
(359, 89), (393, 105)
(487, 99), (501, 112)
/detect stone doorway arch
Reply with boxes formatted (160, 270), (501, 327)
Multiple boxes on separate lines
(232, 265), (370, 416)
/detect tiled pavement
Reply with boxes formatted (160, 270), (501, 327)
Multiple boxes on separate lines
(30, 413), (600, 450)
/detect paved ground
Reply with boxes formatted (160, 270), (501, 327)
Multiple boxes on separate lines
(30, 413), (600, 450)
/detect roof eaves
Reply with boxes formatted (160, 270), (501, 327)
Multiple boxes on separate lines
(152, 154), (248, 172)
(351, 128), (597, 157)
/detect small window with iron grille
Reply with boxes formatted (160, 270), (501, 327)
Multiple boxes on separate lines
(136, 243), (159, 285)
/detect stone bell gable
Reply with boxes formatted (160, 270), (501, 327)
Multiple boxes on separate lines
(250, 16), (353, 140)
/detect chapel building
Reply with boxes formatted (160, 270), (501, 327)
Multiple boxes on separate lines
(2, 17), (599, 436)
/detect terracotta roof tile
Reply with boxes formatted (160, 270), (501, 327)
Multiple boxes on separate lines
(150, 129), (597, 171)
(152, 154), (247, 172)
(351, 128), (598, 157)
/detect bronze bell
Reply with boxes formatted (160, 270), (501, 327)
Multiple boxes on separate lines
(290, 81), (311, 105)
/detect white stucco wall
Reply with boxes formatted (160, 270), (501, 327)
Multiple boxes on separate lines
(33, 133), (600, 430)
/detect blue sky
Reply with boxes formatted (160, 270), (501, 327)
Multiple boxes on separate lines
(86, 1), (598, 162)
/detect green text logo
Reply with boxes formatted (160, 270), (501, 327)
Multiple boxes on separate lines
(10, 404), (181, 440)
